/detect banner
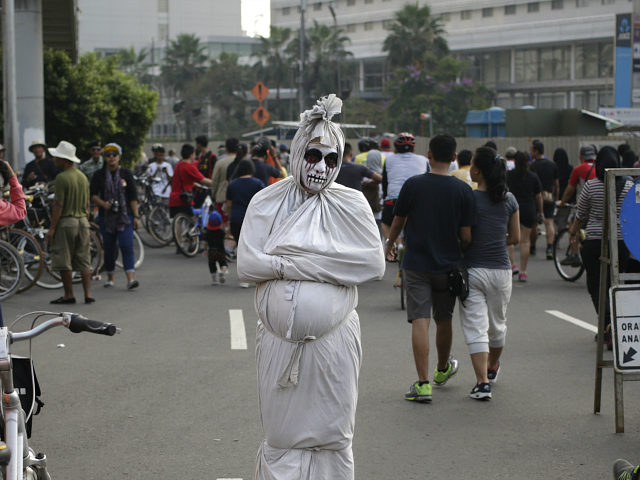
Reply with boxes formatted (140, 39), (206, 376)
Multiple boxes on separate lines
(616, 13), (633, 107)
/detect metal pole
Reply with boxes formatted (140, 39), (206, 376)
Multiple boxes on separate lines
(3, 0), (19, 171)
(299, 0), (306, 112)
(429, 111), (433, 138)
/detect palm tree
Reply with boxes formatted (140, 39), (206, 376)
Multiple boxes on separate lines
(116, 46), (151, 84)
(383, 2), (446, 68)
(255, 26), (292, 119)
(162, 34), (208, 139)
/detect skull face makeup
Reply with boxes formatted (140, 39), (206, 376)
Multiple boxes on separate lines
(302, 143), (338, 194)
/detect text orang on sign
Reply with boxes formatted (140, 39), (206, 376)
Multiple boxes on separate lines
(252, 106), (270, 127)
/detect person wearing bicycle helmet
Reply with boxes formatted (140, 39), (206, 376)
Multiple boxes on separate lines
(238, 94), (384, 480)
(381, 132), (429, 243)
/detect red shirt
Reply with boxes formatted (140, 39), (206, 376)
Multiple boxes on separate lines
(169, 161), (205, 207)
(568, 161), (596, 187)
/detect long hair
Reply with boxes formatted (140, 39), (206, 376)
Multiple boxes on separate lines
(227, 143), (248, 180)
(473, 147), (507, 203)
(514, 151), (529, 180)
(595, 146), (625, 199)
(553, 148), (572, 178)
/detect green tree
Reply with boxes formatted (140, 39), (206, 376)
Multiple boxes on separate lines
(255, 26), (292, 120)
(43, 49), (157, 166)
(162, 33), (208, 140)
(383, 2), (447, 68)
(116, 46), (152, 84)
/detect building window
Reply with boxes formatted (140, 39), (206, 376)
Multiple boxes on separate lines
(282, 7), (290, 15)
(347, 24), (357, 32)
(158, 23), (169, 41)
(527, 2), (540, 12)
(515, 49), (539, 82)
(461, 10), (472, 20)
(382, 20), (393, 29)
(440, 12), (450, 22)
(364, 22), (374, 31)
(576, 0), (589, 6)
(158, 0), (168, 13)
(482, 8), (493, 17)
(539, 46), (571, 81)
(313, 2), (322, 10)
(575, 43), (599, 78)
(364, 60), (385, 90)
(599, 42), (614, 77)
(551, 0), (563, 8)
(505, 5), (517, 14)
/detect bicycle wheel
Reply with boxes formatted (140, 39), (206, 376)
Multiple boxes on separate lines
(146, 204), (173, 246)
(553, 227), (585, 282)
(116, 230), (145, 269)
(8, 228), (44, 293)
(0, 239), (24, 300)
(173, 213), (200, 257)
(34, 230), (64, 289)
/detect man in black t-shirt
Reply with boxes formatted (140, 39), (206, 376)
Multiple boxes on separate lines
(250, 144), (282, 186)
(385, 134), (476, 404)
(335, 142), (382, 191)
(529, 140), (558, 259)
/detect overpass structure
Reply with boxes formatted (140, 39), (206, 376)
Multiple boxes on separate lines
(2, 0), (77, 170)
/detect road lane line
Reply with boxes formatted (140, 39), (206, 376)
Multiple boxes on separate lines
(546, 310), (597, 333)
(229, 309), (247, 350)
(216, 478), (242, 480)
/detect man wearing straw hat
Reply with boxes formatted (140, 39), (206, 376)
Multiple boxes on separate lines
(45, 141), (94, 304)
(21, 140), (57, 188)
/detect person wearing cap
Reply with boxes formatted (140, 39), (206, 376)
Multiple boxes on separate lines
(90, 143), (140, 290)
(79, 140), (104, 181)
(21, 140), (58, 188)
(558, 145), (597, 206)
(504, 146), (517, 171)
(354, 138), (372, 165)
(44, 141), (94, 304)
(204, 210), (228, 285)
(380, 138), (392, 153)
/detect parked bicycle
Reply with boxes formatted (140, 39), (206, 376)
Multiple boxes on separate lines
(133, 174), (172, 248)
(0, 311), (117, 480)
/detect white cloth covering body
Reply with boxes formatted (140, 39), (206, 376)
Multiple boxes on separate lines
(237, 95), (385, 480)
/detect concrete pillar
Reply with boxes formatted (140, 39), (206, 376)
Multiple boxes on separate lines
(15, 0), (45, 169)
(2, 0), (19, 171)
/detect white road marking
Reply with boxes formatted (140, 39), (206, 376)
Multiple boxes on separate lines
(217, 478), (243, 480)
(229, 309), (247, 350)
(546, 310), (597, 333)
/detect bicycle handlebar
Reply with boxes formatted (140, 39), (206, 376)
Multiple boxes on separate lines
(68, 315), (117, 336)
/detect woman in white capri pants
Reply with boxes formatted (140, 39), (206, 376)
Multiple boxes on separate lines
(461, 146), (520, 400)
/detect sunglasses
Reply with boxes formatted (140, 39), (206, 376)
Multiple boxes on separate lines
(304, 148), (339, 169)
(104, 152), (119, 158)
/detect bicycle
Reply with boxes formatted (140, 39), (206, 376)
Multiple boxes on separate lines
(172, 189), (213, 258)
(133, 174), (172, 248)
(552, 204), (585, 282)
(1, 228), (44, 294)
(0, 240), (24, 301)
(0, 311), (117, 480)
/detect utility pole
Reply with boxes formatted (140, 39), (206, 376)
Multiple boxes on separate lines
(2, 0), (19, 171)
(329, 3), (342, 98)
(299, 0), (307, 112)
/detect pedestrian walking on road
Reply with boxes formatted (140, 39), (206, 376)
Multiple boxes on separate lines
(204, 210), (228, 285)
(385, 133), (476, 403)
(460, 147), (520, 400)
(237, 94), (384, 479)
(45, 141), (94, 304)
(90, 143), (141, 290)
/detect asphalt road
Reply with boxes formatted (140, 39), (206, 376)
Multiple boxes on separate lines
(3, 237), (640, 480)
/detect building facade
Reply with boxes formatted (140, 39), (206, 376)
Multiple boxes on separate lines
(271, 0), (633, 110)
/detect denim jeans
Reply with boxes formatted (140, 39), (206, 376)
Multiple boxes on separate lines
(98, 215), (135, 273)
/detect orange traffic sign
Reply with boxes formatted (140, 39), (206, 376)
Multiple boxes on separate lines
(251, 81), (269, 103)
(252, 106), (270, 127)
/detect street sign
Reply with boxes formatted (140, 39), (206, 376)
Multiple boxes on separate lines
(610, 285), (640, 372)
(251, 81), (269, 103)
(620, 182), (640, 261)
(252, 106), (270, 127)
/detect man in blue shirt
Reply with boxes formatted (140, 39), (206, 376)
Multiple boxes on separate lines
(385, 133), (476, 403)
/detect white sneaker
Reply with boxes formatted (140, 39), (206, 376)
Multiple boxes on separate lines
(218, 271), (226, 284)
(211, 275), (219, 286)
(104, 281), (114, 288)
(238, 282), (250, 288)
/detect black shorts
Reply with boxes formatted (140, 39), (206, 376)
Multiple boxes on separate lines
(404, 269), (455, 323)
(382, 200), (396, 226)
(519, 206), (536, 229)
(543, 200), (555, 219)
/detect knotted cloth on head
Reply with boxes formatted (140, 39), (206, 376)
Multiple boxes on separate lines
(289, 94), (345, 193)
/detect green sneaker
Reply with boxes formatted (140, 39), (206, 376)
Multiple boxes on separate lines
(433, 357), (459, 386)
(404, 381), (432, 403)
(613, 459), (640, 480)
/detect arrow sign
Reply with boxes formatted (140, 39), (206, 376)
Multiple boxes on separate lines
(624, 347), (637, 363)
(251, 81), (269, 103)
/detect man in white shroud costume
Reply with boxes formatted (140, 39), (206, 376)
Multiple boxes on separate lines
(237, 94), (385, 479)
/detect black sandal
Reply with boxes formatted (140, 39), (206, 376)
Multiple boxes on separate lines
(50, 296), (76, 304)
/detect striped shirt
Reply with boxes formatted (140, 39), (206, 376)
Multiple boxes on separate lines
(576, 178), (632, 240)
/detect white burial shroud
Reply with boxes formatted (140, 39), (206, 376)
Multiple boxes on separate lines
(238, 96), (385, 480)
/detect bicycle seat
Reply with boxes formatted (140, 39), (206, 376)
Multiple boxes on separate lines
(0, 441), (11, 466)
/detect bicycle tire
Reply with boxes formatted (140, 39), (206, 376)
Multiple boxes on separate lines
(173, 213), (200, 257)
(34, 231), (64, 290)
(116, 230), (145, 269)
(553, 227), (585, 282)
(146, 204), (173, 246)
(0, 239), (25, 300)
(8, 228), (44, 293)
